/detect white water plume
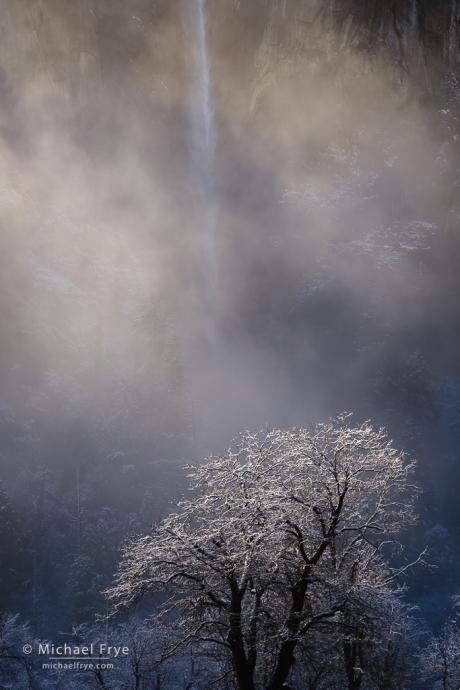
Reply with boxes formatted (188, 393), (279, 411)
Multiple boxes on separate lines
(181, 0), (218, 343)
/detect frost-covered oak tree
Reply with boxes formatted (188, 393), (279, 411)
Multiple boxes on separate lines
(106, 414), (420, 690)
(421, 615), (460, 690)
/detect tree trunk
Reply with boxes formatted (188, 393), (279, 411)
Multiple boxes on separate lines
(266, 639), (297, 690)
(266, 565), (312, 690)
(343, 639), (364, 690)
(228, 586), (256, 690)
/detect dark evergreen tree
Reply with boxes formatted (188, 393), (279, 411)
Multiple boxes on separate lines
(0, 482), (28, 615)
(65, 508), (119, 625)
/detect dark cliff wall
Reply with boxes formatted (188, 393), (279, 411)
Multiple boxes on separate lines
(211, 0), (460, 113)
(1, 1), (459, 118)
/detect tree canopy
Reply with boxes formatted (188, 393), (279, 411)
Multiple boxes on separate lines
(107, 414), (421, 690)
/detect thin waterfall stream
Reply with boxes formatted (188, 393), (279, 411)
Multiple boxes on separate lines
(181, 0), (218, 346)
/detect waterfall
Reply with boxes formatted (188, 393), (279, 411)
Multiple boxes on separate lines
(181, 0), (218, 344)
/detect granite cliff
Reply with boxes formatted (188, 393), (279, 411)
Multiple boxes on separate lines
(1, 1), (460, 118)
(252, 1), (460, 111)
(0, 0), (183, 118)
(211, 1), (460, 113)
(0, 0), (100, 107)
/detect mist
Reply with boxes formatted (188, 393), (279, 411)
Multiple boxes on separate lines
(1, 0), (460, 673)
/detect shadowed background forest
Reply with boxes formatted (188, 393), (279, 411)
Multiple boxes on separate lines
(1, 0), (460, 673)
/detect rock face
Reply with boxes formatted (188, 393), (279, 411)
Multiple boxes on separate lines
(1, 1), (459, 117)
(0, 0), (100, 107)
(0, 0), (184, 116)
(211, 0), (460, 113)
